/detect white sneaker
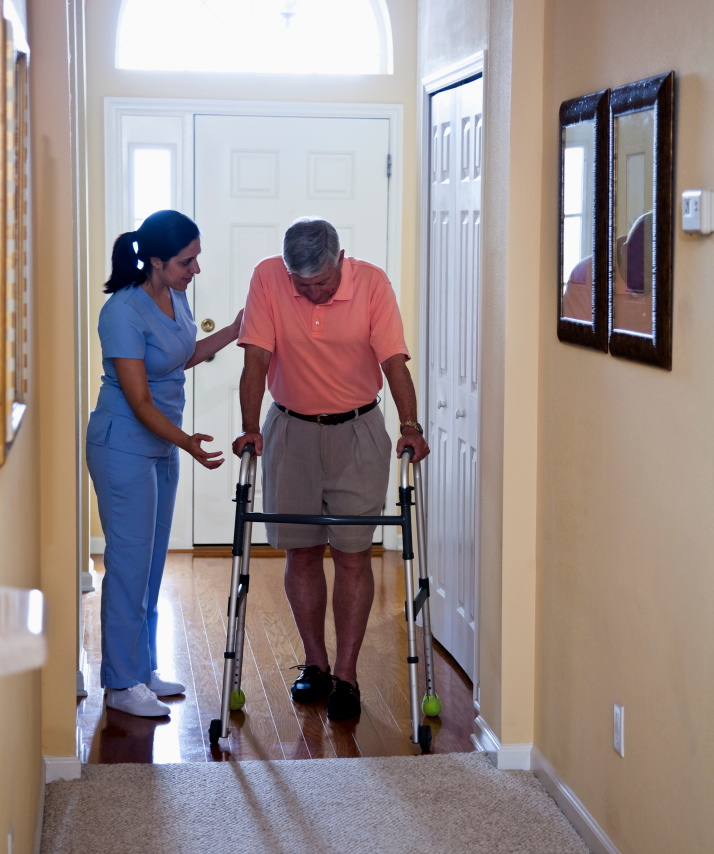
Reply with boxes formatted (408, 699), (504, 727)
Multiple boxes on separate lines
(106, 684), (171, 717)
(146, 671), (186, 696)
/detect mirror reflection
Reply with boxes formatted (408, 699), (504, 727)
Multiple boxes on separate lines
(613, 109), (654, 335)
(561, 121), (595, 322)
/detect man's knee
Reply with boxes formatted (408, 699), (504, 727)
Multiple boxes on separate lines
(286, 544), (326, 574)
(331, 546), (372, 575)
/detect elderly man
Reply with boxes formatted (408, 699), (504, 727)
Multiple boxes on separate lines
(233, 217), (429, 721)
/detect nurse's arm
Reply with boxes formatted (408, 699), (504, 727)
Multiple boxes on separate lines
(185, 309), (244, 370)
(113, 357), (225, 470)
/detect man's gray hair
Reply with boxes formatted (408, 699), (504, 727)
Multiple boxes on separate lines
(283, 217), (341, 278)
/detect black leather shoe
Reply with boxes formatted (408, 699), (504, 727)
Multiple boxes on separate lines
(290, 664), (332, 703)
(326, 677), (361, 720)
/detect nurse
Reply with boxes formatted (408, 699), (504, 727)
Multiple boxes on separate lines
(87, 209), (240, 718)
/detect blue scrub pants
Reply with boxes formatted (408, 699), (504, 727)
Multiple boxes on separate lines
(87, 441), (179, 689)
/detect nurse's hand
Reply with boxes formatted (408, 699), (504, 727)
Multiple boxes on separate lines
(186, 433), (225, 469)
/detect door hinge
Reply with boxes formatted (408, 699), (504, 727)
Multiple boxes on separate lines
(387, 153), (392, 179)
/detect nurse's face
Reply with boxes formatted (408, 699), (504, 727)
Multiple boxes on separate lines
(150, 237), (202, 291)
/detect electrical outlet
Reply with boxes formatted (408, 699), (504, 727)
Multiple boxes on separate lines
(614, 703), (625, 757)
(7, 823), (14, 854)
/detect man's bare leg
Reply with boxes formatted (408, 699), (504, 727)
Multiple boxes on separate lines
(285, 544), (329, 671)
(331, 546), (374, 687)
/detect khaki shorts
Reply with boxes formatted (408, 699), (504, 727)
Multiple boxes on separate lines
(261, 403), (392, 552)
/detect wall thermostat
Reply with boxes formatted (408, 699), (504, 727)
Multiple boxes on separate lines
(682, 189), (713, 235)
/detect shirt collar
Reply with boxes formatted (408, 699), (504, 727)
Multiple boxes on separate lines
(289, 257), (353, 304)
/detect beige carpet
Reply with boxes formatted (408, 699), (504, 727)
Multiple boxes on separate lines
(41, 753), (590, 854)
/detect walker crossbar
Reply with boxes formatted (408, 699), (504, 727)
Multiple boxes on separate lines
(208, 445), (439, 753)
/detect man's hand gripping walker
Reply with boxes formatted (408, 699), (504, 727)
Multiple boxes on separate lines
(208, 445), (441, 752)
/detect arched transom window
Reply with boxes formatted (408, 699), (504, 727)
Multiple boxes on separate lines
(116, 0), (393, 75)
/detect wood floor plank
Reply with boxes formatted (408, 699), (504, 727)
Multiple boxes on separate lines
(202, 561), (285, 761)
(80, 551), (475, 765)
(248, 570), (338, 760)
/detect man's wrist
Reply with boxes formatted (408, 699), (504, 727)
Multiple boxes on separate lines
(241, 426), (260, 435)
(399, 420), (423, 436)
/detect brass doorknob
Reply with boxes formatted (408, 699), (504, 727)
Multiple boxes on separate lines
(201, 318), (215, 333)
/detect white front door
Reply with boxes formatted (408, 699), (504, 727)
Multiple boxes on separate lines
(426, 77), (483, 680)
(193, 114), (391, 545)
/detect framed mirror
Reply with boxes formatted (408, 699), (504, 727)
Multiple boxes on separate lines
(557, 89), (609, 352)
(0, 16), (29, 465)
(609, 72), (674, 369)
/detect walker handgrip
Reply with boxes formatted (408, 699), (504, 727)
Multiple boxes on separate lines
(401, 446), (415, 460)
(243, 443), (256, 458)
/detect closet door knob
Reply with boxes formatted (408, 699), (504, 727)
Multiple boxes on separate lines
(437, 399), (447, 409)
(456, 409), (466, 418)
(201, 318), (215, 333)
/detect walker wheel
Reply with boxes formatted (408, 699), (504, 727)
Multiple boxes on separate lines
(418, 724), (432, 753)
(209, 718), (222, 745)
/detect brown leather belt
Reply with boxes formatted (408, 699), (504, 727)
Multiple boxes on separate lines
(274, 399), (379, 426)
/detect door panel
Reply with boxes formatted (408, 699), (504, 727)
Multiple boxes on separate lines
(426, 77), (483, 680)
(193, 115), (390, 545)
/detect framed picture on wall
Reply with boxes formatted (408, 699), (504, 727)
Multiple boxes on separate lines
(608, 72), (674, 370)
(0, 16), (29, 465)
(557, 88), (609, 352)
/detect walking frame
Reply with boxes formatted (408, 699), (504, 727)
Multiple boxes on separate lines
(209, 445), (441, 752)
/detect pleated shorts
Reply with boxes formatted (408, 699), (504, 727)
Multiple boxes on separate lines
(261, 402), (392, 553)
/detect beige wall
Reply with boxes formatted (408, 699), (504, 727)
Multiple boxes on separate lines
(86, 0), (419, 538)
(1, 0), (79, 849)
(30, 0), (80, 762)
(420, 0), (714, 850)
(536, 1), (714, 851)
(0, 411), (41, 853)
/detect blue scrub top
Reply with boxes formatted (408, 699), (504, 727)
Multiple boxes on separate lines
(87, 285), (197, 457)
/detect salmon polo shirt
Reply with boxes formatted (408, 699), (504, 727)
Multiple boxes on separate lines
(237, 255), (410, 415)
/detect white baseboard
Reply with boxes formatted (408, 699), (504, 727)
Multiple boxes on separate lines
(43, 754), (81, 784)
(90, 536), (105, 554)
(81, 557), (96, 593)
(531, 746), (622, 854)
(496, 742), (534, 770)
(470, 715), (533, 770)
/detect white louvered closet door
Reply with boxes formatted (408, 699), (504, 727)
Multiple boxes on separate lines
(426, 77), (483, 681)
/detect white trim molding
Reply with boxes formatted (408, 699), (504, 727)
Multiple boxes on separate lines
(43, 754), (81, 784)
(422, 52), (486, 95)
(418, 49), (487, 706)
(90, 536), (106, 555)
(532, 747), (623, 854)
(470, 714), (533, 770)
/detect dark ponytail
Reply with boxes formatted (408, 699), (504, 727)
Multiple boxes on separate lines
(103, 210), (200, 294)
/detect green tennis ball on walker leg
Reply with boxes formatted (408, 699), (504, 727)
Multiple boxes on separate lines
(422, 694), (442, 717)
(230, 688), (246, 711)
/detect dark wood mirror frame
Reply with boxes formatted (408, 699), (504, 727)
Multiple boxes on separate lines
(557, 88), (610, 352)
(608, 72), (675, 370)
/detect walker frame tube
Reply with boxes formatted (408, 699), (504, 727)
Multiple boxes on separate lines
(213, 445), (433, 748)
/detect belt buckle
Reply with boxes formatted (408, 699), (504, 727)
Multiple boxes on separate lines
(317, 414), (328, 425)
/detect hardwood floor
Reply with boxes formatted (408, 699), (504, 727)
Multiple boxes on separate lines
(78, 551), (475, 764)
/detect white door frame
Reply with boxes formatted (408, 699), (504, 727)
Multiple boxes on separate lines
(104, 97), (404, 550)
(419, 53), (486, 708)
